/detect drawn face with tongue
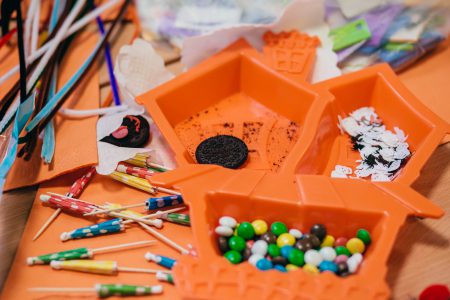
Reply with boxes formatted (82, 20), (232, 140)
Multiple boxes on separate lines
(100, 115), (151, 148)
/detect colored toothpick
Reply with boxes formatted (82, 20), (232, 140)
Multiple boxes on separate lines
(50, 260), (169, 275)
(27, 240), (154, 265)
(29, 284), (163, 298)
(32, 167), (96, 241)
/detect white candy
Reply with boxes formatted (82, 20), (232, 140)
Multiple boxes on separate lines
(380, 131), (399, 147)
(347, 253), (363, 273)
(319, 247), (336, 261)
(219, 216), (237, 228)
(371, 172), (391, 182)
(251, 240), (268, 256)
(304, 250), (323, 266)
(289, 229), (303, 239)
(215, 226), (233, 237)
(248, 254), (264, 266)
(351, 253), (363, 264)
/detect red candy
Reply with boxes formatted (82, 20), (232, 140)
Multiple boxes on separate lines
(335, 237), (348, 247)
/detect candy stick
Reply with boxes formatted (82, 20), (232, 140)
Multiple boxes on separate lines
(145, 253), (177, 269)
(29, 284), (163, 298)
(156, 271), (174, 284)
(127, 154), (173, 172)
(32, 168), (96, 240)
(50, 260), (166, 275)
(27, 240), (154, 265)
(146, 195), (183, 210)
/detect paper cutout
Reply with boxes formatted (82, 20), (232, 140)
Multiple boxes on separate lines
(181, 0), (341, 83)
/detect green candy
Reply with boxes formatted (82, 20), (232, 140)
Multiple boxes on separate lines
(335, 246), (351, 257)
(237, 222), (255, 240)
(268, 244), (281, 257)
(356, 229), (371, 245)
(228, 236), (246, 252)
(224, 250), (242, 264)
(288, 248), (304, 266)
(271, 221), (288, 236)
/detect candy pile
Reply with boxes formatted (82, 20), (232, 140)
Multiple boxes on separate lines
(215, 216), (371, 276)
(333, 106), (411, 181)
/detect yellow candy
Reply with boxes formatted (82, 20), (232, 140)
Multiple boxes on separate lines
(286, 264), (299, 271)
(321, 235), (335, 248)
(234, 224), (240, 236)
(346, 238), (365, 254)
(276, 233), (296, 248)
(252, 220), (268, 235)
(303, 263), (319, 274)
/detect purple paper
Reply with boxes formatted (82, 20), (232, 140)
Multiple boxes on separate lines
(337, 40), (366, 62)
(362, 5), (404, 47)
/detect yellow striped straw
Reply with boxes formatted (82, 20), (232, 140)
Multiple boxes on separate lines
(109, 171), (156, 194)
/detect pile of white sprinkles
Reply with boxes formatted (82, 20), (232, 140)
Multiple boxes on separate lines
(332, 107), (411, 182)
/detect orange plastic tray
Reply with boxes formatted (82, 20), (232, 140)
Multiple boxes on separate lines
(137, 31), (450, 300)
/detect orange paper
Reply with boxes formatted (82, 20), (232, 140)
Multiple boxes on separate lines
(3, 31), (100, 191)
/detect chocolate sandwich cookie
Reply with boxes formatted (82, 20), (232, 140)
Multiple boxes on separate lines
(101, 115), (150, 148)
(195, 135), (248, 169)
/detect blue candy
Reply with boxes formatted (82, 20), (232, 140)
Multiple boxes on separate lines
(319, 261), (338, 273)
(274, 265), (287, 272)
(146, 252), (177, 269)
(280, 245), (294, 259)
(256, 258), (273, 271)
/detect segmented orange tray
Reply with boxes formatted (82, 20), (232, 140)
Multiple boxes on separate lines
(138, 31), (450, 300)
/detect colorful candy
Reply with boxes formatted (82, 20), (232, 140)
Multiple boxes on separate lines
(146, 195), (183, 210)
(251, 220), (268, 235)
(60, 218), (124, 241)
(145, 252), (177, 269)
(215, 216), (371, 276)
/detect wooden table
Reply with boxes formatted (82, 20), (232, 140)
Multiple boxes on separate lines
(1, 32), (449, 300)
